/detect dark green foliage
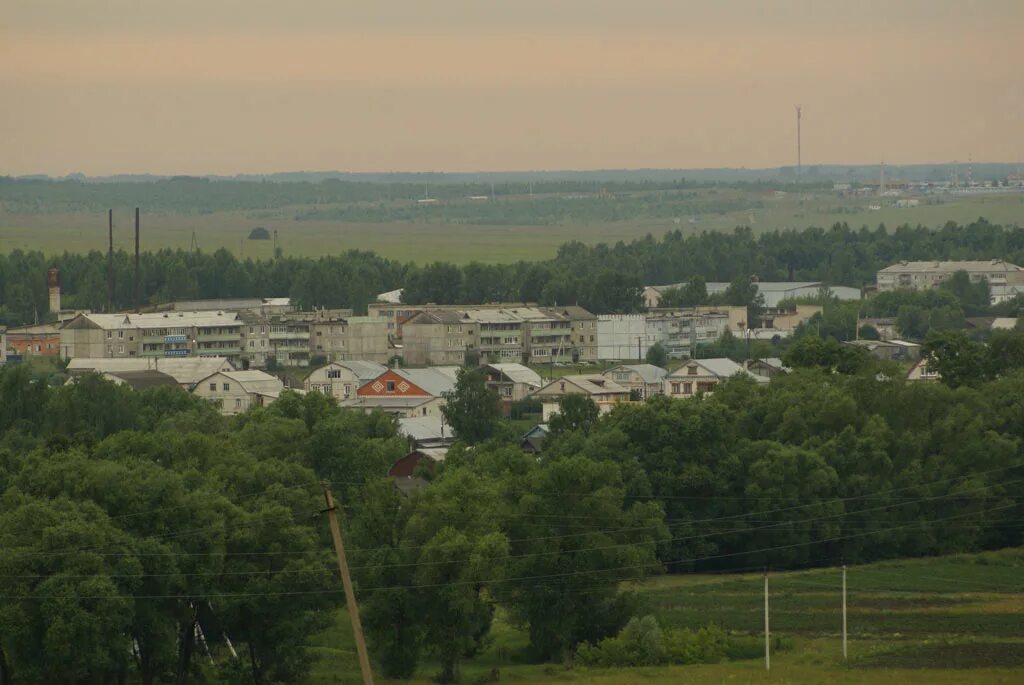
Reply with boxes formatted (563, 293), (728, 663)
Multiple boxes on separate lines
(782, 336), (873, 374)
(247, 226), (271, 240)
(547, 394), (600, 436)
(3, 218), (1022, 325)
(645, 342), (669, 368)
(441, 369), (501, 445)
(576, 617), (727, 667)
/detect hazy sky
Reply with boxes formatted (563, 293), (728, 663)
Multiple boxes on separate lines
(2, 1), (1021, 175)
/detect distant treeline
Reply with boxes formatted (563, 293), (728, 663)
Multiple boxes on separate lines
(1, 219), (1023, 326)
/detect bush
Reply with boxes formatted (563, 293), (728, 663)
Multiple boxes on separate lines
(576, 617), (727, 667)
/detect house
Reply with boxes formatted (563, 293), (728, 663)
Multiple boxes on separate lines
(520, 424), (550, 453)
(530, 375), (631, 421)
(745, 357), (791, 378)
(483, 363), (543, 407)
(397, 415), (454, 448)
(844, 339), (920, 362)
(877, 260), (1024, 294)
(664, 358), (766, 398)
(7, 323), (62, 357)
(304, 360), (388, 401)
(601, 364), (667, 399)
(191, 370), (284, 415)
(343, 366), (459, 418)
(66, 356), (235, 388)
(388, 447), (448, 478)
(906, 357), (941, 382)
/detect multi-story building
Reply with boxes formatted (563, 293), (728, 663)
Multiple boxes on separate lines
(309, 313), (390, 363)
(60, 312), (244, 362)
(877, 260), (1024, 294)
(400, 305), (597, 366)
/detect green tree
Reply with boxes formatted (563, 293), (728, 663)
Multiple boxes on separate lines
(645, 342), (669, 368)
(922, 331), (988, 388)
(441, 369), (501, 444)
(547, 394), (600, 436)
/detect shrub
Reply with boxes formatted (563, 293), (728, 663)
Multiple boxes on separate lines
(576, 617), (727, 667)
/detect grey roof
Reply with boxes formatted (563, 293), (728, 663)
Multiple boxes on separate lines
(879, 260), (1023, 274)
(329, 360), (388, 382)
(67, 357), (235, 386)
(396, 367), (459, 396)
(485, 363), (543, 388)
(101, 370), (179, 390)
(606, 364), (668, 384)
(669, 358), (767, 383)
(200, 370), (283, 397)
(533, 374), (630, 398)
(71, 311), (241, 331)
(398, 416), (454, 442)
(341, 396), (438, 411)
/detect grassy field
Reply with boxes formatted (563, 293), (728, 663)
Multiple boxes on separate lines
(2, 191), (1021, 264)
(305, 548), (1024, 684)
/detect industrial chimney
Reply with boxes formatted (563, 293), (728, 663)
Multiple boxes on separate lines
(47, 268), (61, 313)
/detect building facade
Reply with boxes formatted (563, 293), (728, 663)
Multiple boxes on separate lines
(877, 260), (1024, 293)
(304, 360), (388, 401)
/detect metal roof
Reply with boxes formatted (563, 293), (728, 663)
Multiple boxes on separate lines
(200, 370), (283, 397)
(324, 360), (387, 381)
(398, 416), (453, 442)
(67, 357), (235, 385)
(605, 364), (668, 384)
(396, 367), (460, 396)
(533, 374), (630, 397)
(485, 363), (543, 387)
(879, 260), (1023, 274)
(74, 311), (241, 330)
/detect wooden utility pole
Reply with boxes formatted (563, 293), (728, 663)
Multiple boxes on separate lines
(323, 487), (375, 685)
(764, 571), (770, 671)
(842, 564), (848, 661)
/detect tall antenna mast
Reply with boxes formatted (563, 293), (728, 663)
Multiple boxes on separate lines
(795, 105), (802, 176)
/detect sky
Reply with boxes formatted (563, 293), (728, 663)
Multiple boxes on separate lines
(2, 0), (1022, 175)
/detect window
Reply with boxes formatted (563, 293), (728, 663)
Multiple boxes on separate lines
(687, 366), (698, 376)
(106, 331), (112, 339)
(327, 369), (341, 379)
(249, 341), (255, 348)
(502, 386), (512, 398)
(344, 384), (352, 398)
(386, 381), (396, 392)
(589, 335), (595, 342)
(223, 383), (230, 391)
(671, 382), (680, 394)
(249, 327), (254, 334)
(117, 345), (125, 354)
(261, 340), (267, 348)
(209, 383), (217, 391)
(683, 382), (693, 394)
(235, 398), (242, 409)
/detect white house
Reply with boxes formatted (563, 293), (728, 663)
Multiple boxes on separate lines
(192, 370), (284, 415)
(663, 358), (767, 398)
(601, 364), (668, 399)
(304, 360), (388, 401)
(530, 374), (632, 421)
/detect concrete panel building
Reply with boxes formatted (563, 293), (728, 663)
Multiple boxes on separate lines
(877, 260), (1024, 294)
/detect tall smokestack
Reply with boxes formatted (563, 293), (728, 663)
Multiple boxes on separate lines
(47, 267), (61, 313)
(107, 209), (114, 311)
(134, 207), (140, 311)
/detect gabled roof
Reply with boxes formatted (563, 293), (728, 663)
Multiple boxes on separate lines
(68, 357), (234, 386)
(101, 370), (179, 391)
(485, 363), (543, 388)
(319, 360), (387, 382)
(533, 374), (630, 397)
(398, 415), (454, 443)
(200, 370), (283, 397)
(395, 367), (459, 396)
(604, 364), (667, 384)
(669, 358), (745, 379)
